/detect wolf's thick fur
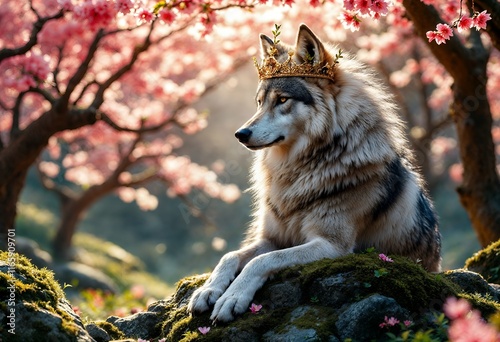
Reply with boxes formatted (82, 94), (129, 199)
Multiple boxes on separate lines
(188, 24), (441, 322)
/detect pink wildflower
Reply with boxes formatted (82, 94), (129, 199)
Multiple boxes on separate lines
(250, 303), (263, 313)
(444, 297), (500, 342)
(403, 320), (412, 327)
(378, 253), (393, 263)
(379, 316), (400, 328)
(198, 326), (210, 335)
(473, 10), (491, 30)
(443, 297), (470, 320)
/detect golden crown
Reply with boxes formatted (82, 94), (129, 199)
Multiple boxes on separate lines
(254, 48), (337, 82)
(253, 25), (341, 82)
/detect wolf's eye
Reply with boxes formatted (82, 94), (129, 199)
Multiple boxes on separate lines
(278, 97), (288, 104)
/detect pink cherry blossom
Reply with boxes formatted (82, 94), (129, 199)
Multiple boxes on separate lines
(472, 10), (491, 30)
(137, 9), (153, 23)
(426, 23), (453, 45)
(449, 163), (464, 184)
(436, 23), (453, 39)
(250, 303), (263, 313)
(115, 0), (134, 14)
(370, 0), (388, 16)
(456, 15), (473, 33)
(39, 161), (60, 178)
(339, 11), (361, 32)
(356, 0), (372, 15)
(159, 9), (176, 24)
(343, 0), (356, 11)
(378, 253), (394, 262)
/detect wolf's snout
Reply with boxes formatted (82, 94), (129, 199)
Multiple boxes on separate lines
(235, 128), (252, 143)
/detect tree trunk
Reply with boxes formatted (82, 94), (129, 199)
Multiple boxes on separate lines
(0, 170), (27, 246)
(52, 199), (88, 260)
(0, 109), (97, 246)
(403, 0), (500, 247)
(452, 78), (500, 246)
(52, 179), (118, 260)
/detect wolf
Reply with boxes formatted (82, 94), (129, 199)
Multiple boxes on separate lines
(188, 24), (441, 323)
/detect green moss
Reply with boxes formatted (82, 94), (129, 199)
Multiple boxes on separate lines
(152, 252), (499, 341)
(289, 306), (338, 340)
(275, 252), (460, 314)
(460, 292), (500, 318)
(465, 240), (500, 284)
(93, 320), (125, 340)
(0, 252), (80, 337)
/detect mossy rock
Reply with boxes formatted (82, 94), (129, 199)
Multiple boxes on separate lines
(465, 239), (500, 284)
(0, 251), (93, 341)
(104, 251), (500, 341)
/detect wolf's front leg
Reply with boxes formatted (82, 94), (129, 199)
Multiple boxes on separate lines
(210, 237), (345, 322)
(188, 240), (275, 314)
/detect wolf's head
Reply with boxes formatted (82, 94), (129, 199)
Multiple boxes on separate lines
(235, 24), (338, 151)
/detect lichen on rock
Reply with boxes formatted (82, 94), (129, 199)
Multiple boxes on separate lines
(0, 251), (93, 341)
(465, 239), (500, 284)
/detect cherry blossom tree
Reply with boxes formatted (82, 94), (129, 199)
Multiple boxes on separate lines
(1, 0), (499, 260)
(0, 0), (264, 258)
(399, 0), (500, 247)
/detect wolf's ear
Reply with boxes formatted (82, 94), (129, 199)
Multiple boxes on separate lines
(294, 24), (326, 65)
(260, 34), (275, 59)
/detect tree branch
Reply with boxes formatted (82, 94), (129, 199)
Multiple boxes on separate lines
(36, 160), (76, 201)
(72, 80), (99, 106)
(91, 24), (155, 110)
(52, 45), (65, 95)
(29, 87), (57, 104)
(472, 0), (500, 51)
(59, 29), (105, 111)
(119, 167), (159, 187)
(11, 91), (27, 139)
(402, 0), (487, 85)
(0, 7), (64, 62)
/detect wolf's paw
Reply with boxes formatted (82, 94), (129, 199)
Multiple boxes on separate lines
(188, 286), (224, 315)
(210, 291), (252, 323)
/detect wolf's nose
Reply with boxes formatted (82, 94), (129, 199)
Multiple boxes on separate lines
(235, 128), (252, 143)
